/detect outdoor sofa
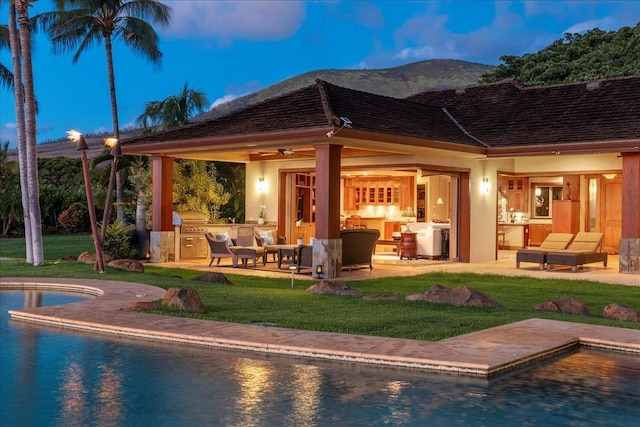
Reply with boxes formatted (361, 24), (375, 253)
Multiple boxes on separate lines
(515, 233), (574, 270)
(296, 229), (381, 273)
(546, 232), (607, 272)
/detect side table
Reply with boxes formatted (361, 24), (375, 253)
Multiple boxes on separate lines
(276, 244), (299, 268)
(399, 232), (417, 260)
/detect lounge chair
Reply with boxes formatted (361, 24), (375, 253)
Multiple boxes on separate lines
(341, 229), (380, 270)
(516, 233), (574, 269)
(205, 233), (238, 267)
(546, 232), (607, 272)
(253, 229), (286, 262)
(234, 226), (266, 267)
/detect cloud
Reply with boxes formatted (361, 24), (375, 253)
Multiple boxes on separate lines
(0, 123), (18, 149)
(210, 94), (238, 109)
(564, 17), (617, 34)
(164, 0), (306, 43)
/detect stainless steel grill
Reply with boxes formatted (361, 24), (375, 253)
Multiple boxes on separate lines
(173, 211), (217, 260)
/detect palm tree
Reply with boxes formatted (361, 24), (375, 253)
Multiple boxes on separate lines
(38, 0), (172, 223)
(137, 82), (208, 131)
(10, 0), (44, 265)
(0, 24), (15, 91)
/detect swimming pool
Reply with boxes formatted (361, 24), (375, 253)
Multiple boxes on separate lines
(1, 291), (639, 426)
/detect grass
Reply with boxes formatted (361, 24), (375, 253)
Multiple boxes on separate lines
(1, 234), (638, 341)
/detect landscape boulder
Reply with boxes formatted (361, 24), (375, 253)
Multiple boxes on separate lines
(108, 258), (145, 273)
(407, 285), (503, 308)
(162, 288), (206, 313)
(77, 251), (113, 264)
(306, 280), (363, 297)
(533, 297), (590, 316)
(602, 303), (639, 323)
(362, 294), (398, 301)
(193, 272), (233, 285)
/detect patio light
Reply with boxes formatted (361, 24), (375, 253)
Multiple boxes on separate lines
(481, 177), (490, 193)
(67, 130), (105, 273)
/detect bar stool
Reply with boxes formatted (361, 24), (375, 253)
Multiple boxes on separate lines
(498, 231), (506, 249)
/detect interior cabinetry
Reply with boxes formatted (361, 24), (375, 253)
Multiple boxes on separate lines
(416, 184), (426, 221)
(552, 200), (580, 234)
(344, 177), (413, 210)
(499, 177), (529, 212)
(294, 173), (315, 223)
(528, 224), (552, 246)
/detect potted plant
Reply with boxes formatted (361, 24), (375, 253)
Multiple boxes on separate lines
(295, 219), (306, 245)
(258, 205), (266, 225)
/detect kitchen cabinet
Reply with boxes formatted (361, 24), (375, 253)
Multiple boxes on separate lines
(552, 200), (580, 234)
(344, 177), (413, 210)
(499, 177), (528, 212)
(528, 224), (552, 246)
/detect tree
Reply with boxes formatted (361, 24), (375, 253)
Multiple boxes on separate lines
(480, 24), (640, 86)
(0, 141), (22, 236)
(173, 160), (231, 223)
(39, 0), (172, 224)
(10, 0), (44, 265)
(0, 24), (14, 90)
(137, 82), (209, 132)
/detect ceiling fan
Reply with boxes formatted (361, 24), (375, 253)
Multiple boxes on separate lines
(259, 148), (313, 157)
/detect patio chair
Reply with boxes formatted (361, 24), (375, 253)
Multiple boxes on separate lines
(296, 244), (313, 273)
(205, 233), (238, 267)
(546, 232), (607, 272)
(234, 226), (266, 267)
(516, 233), (574, 270)
(341, 229), (380, 270)
(253, 229), (286, 262)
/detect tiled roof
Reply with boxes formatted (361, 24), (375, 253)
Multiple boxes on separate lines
(123, 76), (640, 155)
(407, 76), (640, 149)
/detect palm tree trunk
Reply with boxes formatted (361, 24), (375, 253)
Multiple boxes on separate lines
(104, 35), (125, 223)
(8, 2), (32, 263)
(16, 0), (43, 266)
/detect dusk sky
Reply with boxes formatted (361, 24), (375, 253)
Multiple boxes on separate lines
(1, 0), (638, 149)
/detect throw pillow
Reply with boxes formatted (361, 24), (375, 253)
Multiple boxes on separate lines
(259, 230), (275, 245)
(215, 232), (233, 246)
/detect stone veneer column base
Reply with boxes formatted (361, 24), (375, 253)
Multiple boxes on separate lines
(312, 238), (342, 279)
(150, 231), (175, 263)
(619, 238), (639, 274)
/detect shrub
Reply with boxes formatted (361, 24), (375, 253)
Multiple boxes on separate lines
(58, 202), (89, 232)
(104, 221), (138, 260)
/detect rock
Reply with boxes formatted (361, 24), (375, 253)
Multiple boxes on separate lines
(602, 303), (639, 323)
(193, 272), (233, 285)
(533, 301), (560, 312)
(77, 251), (113, 264)
(162, 288), (206, 313)
(108, 258), (145, 273)
(362, 294), (398, 301)
(124, 301), (162, 311)
(407, 284), (503, 308)
(60, 255), (77, 261)
(533, 297), (590, 316)
(306, 280), (363, 297)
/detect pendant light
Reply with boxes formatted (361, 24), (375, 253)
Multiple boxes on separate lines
(436, 174), (444, 205)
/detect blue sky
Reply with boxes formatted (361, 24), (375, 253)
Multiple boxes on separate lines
(1, 0), (638, 148)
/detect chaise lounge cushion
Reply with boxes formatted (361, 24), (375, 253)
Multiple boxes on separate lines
(546, 232), (607, 272)
(516, 233), (574, 269)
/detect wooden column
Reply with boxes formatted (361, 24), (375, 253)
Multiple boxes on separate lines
(312, 143), (342, 279)
(313, 143), (342, 239)
(151, 155), (174, 232)
(620, 152), (640, 274)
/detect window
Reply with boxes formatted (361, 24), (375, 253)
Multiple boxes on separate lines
(531, 185), (563, 218)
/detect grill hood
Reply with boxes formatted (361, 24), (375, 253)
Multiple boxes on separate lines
(172, 211), (209, 226)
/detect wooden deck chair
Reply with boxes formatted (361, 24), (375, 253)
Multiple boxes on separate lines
(515, 233), (574, 269)
(546, 232), (607, 272)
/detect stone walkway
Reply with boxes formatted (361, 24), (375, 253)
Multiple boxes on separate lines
(2, 274), (639, 378)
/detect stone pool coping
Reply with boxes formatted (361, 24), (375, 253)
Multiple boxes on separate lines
(2, 277), (639, 377)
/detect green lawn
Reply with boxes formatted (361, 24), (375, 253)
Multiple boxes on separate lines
(1, 234), (638, 340)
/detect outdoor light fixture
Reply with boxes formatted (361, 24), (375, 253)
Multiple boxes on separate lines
(257, 177), (266, 193)
(326, 116), (353, 138)
(67, 130), (105, 273)
(481, 177), (490, 193)
(402, 206), (416, 232)
(603, 173), (617, 180)
(315, 264), (323, 278)
(289, 265), (297, 289)
(100, 137), (121, 245)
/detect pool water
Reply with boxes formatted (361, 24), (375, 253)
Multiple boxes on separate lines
(1, 291), (639, 426)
